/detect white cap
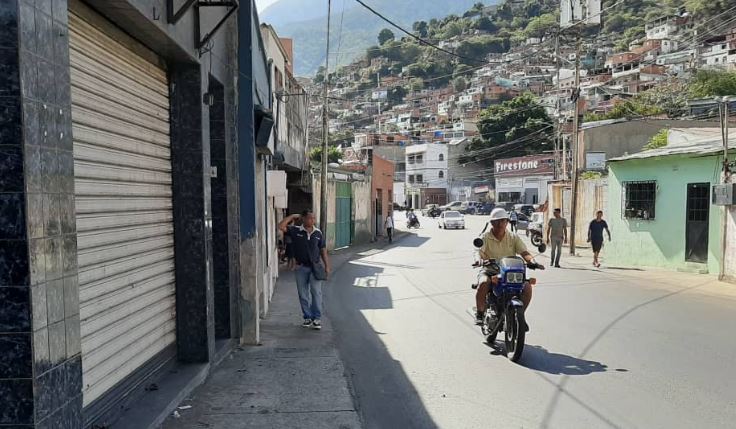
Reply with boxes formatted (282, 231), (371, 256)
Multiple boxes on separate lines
(489, 208), (510, 221)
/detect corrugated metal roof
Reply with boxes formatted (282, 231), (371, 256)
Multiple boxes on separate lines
(609, 128), (735, 162)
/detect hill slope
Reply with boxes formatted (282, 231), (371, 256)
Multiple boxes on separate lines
(262, 0), (496, 75)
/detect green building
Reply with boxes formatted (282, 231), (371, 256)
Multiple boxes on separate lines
(606, 129), (733, 274)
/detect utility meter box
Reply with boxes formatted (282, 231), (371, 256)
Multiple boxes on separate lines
(712, 183), (736, 205)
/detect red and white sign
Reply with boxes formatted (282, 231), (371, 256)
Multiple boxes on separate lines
(494, 155), (554, 177)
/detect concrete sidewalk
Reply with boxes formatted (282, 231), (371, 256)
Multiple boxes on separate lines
(160, 232), (408, 429)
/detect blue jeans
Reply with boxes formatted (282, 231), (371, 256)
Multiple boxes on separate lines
(295, 265), (323, 320)
(551, 238), (563, 266)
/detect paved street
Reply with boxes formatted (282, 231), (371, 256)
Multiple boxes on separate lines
(329, 212), (736, 429)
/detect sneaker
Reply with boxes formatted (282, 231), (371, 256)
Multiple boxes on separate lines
(311, 320), (322, 330)
(554, 264), (561, 268)
(302, 319), (312, 328)
(475, 313), (484, 325)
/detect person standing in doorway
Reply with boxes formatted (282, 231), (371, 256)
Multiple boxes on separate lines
(278, 210), (331, 330)
(509, 208), (519, 232)
(384, 212), (394, 243)
(546, 208), (568, 268)
(587, 210), (611, 268)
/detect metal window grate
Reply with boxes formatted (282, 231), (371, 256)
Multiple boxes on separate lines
(623, 181), (656, 219)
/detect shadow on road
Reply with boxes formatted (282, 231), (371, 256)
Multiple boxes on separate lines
(521, 345), (609, 375)
(329, 259), (440, 429)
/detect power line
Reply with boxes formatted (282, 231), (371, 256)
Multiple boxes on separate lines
(352, 0), (486, 64)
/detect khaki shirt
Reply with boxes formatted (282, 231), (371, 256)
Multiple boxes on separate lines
(479, 230), (528, 260)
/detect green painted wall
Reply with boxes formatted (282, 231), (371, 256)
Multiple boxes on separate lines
(607, 154), (723, 273)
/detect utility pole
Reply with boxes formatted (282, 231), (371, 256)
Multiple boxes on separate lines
(554, 32), (562, 181)
(719, 98), (730, 280)
(319, 0), (332, 232)
(568, 32), (582, 255)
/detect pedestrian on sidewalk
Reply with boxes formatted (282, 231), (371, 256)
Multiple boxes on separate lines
(509, 208), (518, 232)
(546, 208), (568, 268)
(384, 212), (394, 243)
(278, 210), (331, 330)
(587, 210), (611, 268)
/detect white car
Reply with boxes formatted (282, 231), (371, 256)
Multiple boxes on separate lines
(439, 211), (465, 229)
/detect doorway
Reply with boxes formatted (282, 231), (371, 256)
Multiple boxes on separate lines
(685, 183), (710, 263)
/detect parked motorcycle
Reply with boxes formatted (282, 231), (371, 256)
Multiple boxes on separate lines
(528, 224), (544, 247)
(471, 238), (545, 362)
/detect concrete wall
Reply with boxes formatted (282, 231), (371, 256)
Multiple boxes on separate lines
(372, 155), (395, 236)
(607, 155), (723, 273)
(353, 180), (373, 245)
(547, 178), (609, 247)
(581, 119), (721, 162)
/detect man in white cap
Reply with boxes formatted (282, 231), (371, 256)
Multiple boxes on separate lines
(475, 208), (542, 326)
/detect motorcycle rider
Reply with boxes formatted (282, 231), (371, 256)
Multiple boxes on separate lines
(407, 209), (419, 226)
(475, 208), (541, 326)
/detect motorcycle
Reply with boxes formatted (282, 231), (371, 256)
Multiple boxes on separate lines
(428, 207), (441, 218)
(528, 223), (544, 247)
(407, 217), (421, 229)
(471, 237), (545, 362)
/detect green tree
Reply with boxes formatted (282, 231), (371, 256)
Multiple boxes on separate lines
(524, 13), (557, 38)
(452, 77), (468, 92)
(309, 146), (342, 164)
(474, 16), (498, 33)
(413, 20), (429, 37)
(460, 93), (552, 166)
(689, 69), (736, 98)
(365, 45), (382, 60)
(378, 28), (395, 46)
(644, 129), (668, 150)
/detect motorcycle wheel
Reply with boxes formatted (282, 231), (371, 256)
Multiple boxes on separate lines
(505, 307), (526, 362)
(531, 234), (543, 247)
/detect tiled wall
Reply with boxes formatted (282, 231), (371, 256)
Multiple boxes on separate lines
(0, 0), (82, 427)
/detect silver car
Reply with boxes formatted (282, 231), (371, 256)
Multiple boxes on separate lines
(439, 211), (465, 229)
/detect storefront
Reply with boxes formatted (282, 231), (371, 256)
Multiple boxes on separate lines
(494, 155), (555, 204)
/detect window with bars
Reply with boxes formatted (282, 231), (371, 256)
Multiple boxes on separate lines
(623, 181), (656, 219)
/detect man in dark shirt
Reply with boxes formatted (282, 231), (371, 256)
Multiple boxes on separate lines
(278, 210), (331, 330)
(587, 210), (611, 268)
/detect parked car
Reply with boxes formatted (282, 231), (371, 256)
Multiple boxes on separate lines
(459, 201), (481, 214)
(439, 201), (463, 212)
(513, 204), (537, 217)
(510, 212), (530, 231)
(438, 210), (465, 229)
(421, 204), (440, 217)
(475, 202), (495, 215)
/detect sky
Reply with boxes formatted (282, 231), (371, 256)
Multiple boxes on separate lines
(255, 0), (279, 12)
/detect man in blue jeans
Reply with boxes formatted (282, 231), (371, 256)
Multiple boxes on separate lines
(279, 210), (331, 330)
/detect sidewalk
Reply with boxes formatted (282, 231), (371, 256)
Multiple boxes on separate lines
(160, 232), (408, 429)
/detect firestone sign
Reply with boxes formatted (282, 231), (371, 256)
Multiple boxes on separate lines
(494, 155), (554, 177)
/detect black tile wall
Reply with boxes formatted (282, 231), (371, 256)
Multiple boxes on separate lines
(0, 0), (82, 426)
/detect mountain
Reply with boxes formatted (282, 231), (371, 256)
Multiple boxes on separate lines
(260, 0), (345, 29)
(260, 0), (497, 76)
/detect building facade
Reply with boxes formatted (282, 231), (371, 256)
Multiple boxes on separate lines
(405, 143), (448, 208)
(494, 155), (555, 204)
(0, 1), (275, 427)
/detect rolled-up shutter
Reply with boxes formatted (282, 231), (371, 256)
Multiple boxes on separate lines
(69, 7), (176, 406)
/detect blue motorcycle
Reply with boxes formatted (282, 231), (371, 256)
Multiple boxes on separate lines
(472, 238), (544, 362)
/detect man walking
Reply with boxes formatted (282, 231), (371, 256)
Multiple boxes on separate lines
(509, 208), (518, 232)
(546, 208), (568, 268)
(587, 210), (611, 268)
(278, 210), (331, 330)
(384, 211), (394, 243)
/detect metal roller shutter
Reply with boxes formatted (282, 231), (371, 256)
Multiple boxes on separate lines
(68, 8), (176, 406)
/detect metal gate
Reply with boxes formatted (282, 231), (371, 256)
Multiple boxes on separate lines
(335, 182), (352, 248)
(69, 6), (176, 406)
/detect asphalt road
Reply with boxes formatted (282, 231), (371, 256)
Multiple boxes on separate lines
(327, 212), (736, 429)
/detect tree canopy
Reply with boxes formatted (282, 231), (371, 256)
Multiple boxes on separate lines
(459, 93), (552, 166)
(378, 28), (395, 46)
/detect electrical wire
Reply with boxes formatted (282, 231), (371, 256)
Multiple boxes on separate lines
(353, 0), (486, 64)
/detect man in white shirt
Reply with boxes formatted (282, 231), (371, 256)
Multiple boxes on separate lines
(384, 212), (394, 243)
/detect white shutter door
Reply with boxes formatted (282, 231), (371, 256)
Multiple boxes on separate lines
(69, 9), (176, 406)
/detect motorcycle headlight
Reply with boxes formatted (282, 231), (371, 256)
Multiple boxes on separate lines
(506, 272), (524, 284)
